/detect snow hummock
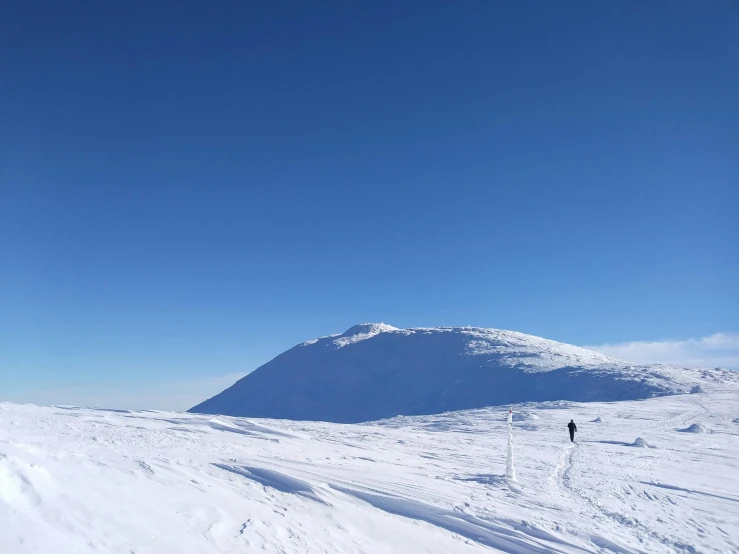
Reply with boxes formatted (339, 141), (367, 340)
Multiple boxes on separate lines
(191, 323), (739, 423)
(630, 437), (652, 448)
(678, 422), (710, 434)
(3, 391), (739, 553)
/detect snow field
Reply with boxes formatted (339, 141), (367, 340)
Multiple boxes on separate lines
(1, 391), (738, 553)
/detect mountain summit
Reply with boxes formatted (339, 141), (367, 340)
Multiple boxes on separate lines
(190, 324), (737, 422)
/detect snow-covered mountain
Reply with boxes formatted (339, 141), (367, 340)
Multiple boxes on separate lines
(190, 324), (738, 422)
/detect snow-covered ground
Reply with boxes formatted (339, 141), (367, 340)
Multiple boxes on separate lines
(2, 391), (738, 553)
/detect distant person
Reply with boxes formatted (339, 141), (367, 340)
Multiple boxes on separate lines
(568, 419), (577, 442)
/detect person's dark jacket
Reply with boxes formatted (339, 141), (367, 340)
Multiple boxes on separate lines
(568, 421), (577, 433)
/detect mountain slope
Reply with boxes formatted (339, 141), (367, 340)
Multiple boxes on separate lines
(190, 324), (738, 422)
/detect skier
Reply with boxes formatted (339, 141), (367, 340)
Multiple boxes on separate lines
(567, 419), (577, 442)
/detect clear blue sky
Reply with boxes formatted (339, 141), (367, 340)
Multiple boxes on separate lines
(1, 1), (737, 409)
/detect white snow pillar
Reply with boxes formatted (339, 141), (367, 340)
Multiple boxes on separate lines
(506, 407), (516, 480)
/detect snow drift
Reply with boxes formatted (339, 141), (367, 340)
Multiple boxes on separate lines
(190, 324), (739, 422)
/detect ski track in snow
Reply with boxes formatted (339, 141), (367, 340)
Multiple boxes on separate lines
(1, 392), (739, 553)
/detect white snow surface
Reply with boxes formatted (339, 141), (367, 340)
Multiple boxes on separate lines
(331, 323), (402, 348)
(460, 327), (623, 371)
(308, 324), (620, 369)
(3, 391), (739, 553)
(191, 324), (739, 422)
(678, 423), (710, 434)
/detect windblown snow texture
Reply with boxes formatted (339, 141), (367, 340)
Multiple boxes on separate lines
(3, 392), (739, 553)
(190, 324), (738, 422)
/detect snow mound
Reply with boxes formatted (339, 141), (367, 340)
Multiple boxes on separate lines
(190, 324), (739, 423)
(591, 416), (602, 423)
(678, 423), (709, 434)
(630, 437), (651, 448)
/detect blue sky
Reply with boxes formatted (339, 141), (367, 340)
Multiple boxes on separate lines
(1, 1), (737, 410)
